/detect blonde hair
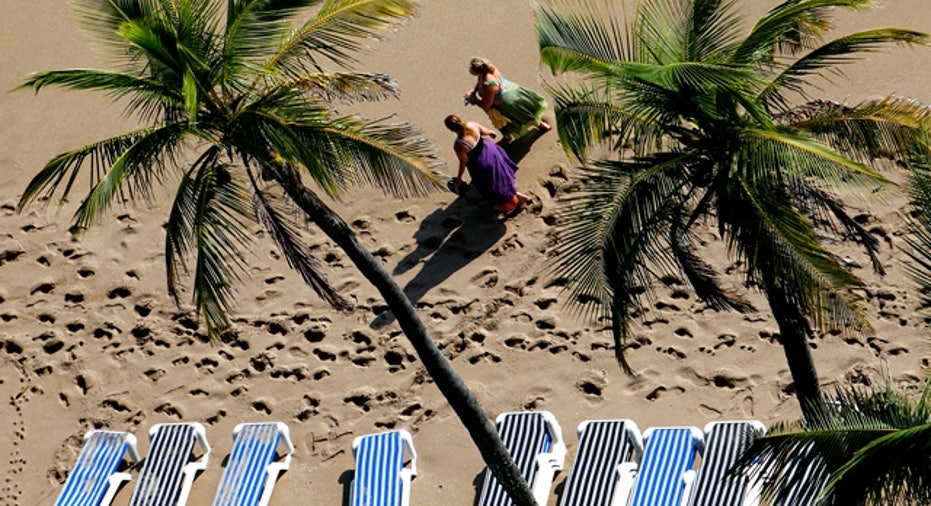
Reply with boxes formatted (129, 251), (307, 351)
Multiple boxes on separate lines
(469, 57), (496, 75)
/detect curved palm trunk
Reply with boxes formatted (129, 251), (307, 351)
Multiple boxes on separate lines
(279, 180), (537, 505)
(761, 271), (823, 421)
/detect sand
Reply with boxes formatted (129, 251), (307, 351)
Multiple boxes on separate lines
(1, 0), (930, 504)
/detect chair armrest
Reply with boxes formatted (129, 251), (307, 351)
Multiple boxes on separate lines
(612, 462), (639, 506)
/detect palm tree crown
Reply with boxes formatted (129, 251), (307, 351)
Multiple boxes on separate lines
(535, 0), (931, 412)
(19, 0), (439, 337)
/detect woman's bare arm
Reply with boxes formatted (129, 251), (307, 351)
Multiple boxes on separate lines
(454, 144), (469, 185)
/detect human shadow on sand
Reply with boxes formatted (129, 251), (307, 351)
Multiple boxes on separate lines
(369, 186), (508, 330)
(502, 124), (548, 163)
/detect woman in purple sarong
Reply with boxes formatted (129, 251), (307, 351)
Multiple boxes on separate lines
(444, 114), (529, 213)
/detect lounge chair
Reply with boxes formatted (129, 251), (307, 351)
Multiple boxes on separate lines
(628, 426), (704, 506)
(350, 429), (418, 506)
(477, 411), (567, 506)
(128, 422), (211, 506)
(558, 419), (643, 506)
(687, 420), (766, 506)
(54, 430), (140, 506)
(769, 441), (830, 506)
(212, 422), (294, 506)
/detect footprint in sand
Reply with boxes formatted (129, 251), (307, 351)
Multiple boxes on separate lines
(3, 357), (29, 505)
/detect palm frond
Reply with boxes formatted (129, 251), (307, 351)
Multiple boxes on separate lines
(904, 161), (931, 312)
(732, 0), (874, 64)
(72, 122), (190, 231)
(251, 172), (353, 310)
(238, 107), (441, 199)
(263, 0), (417, 75)
(224, 0), (320, 69)
(743, 127), (893, 198)
(17, 126), (184, 210)
(761, 29), (930, 110)
(18, 68), (180, 102)
(535, 0), (631, 75)
(553, 153), (692, 363)
(265, 71), (400, 104)
(546, 81), (665, 161)
(670, 207), (757, 312)
(720, 171), (869, 334)
(683, 0), (744, 61)
(740, 380), (931, 505)
(69, 0), (160, 70)
(165, 154), (255, 338)
(780, 97), (931, 167)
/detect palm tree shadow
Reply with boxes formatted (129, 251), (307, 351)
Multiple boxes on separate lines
(370, 188), (506, 330)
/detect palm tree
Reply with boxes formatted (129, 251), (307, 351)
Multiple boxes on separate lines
(738, 378), (931, 505)
(733, 154), (931, 506)
(534, 0), (931, 418)
(17, 0), (536, 503)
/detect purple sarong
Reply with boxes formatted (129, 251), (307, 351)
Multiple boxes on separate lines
(466, 138), (518, 206)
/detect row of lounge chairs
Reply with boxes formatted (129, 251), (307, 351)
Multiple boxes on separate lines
(481, 412), (827, 506)
(55, 413), (826, 506)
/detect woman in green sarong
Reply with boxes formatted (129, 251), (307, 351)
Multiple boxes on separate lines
(464, 57), (551, 144)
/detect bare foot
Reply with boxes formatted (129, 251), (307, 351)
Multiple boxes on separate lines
(539, 121), (552, 132)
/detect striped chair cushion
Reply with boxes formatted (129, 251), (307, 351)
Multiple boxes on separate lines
(478, 413), (553, 506)
(129, 424), (198, 506)
(55, 431), (133, 506)
(560, 420), (638, 506)
(771, 441), (830, 506)
(352, 431), (408, 506)
(212, 423), (282, 506)
(629, 427), (700, 506)
(689, 421), (765, 506)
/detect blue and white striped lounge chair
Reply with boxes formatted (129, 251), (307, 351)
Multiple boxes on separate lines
(211, 422), (294, 506)
(687, 420), (766, 506)
(770, 441), (830, 506)
(628, 426), (704, 506)
(350, 429), (418, 506)
(477, 411), (566, 506)
(559, 419), (643, 506)
(54, 430), (140, 506)
(128, 422), (211, 506)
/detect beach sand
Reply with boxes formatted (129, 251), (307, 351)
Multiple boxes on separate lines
(2, 1), (930, 504)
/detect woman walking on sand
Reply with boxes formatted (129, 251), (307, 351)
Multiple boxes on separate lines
(464, 57), (551, 144)
(444, 114), (529, 214)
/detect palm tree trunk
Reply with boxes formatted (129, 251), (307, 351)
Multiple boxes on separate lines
(761, 272), (823, 421)
(279, 180), (538, 505)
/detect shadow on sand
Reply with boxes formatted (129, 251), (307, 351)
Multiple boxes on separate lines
(369, 185), (507, 330)
(369, 127), (547, 330)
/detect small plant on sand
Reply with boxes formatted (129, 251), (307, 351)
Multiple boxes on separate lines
(18, 0), (536, 502)
(534, 0), (931, 419)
